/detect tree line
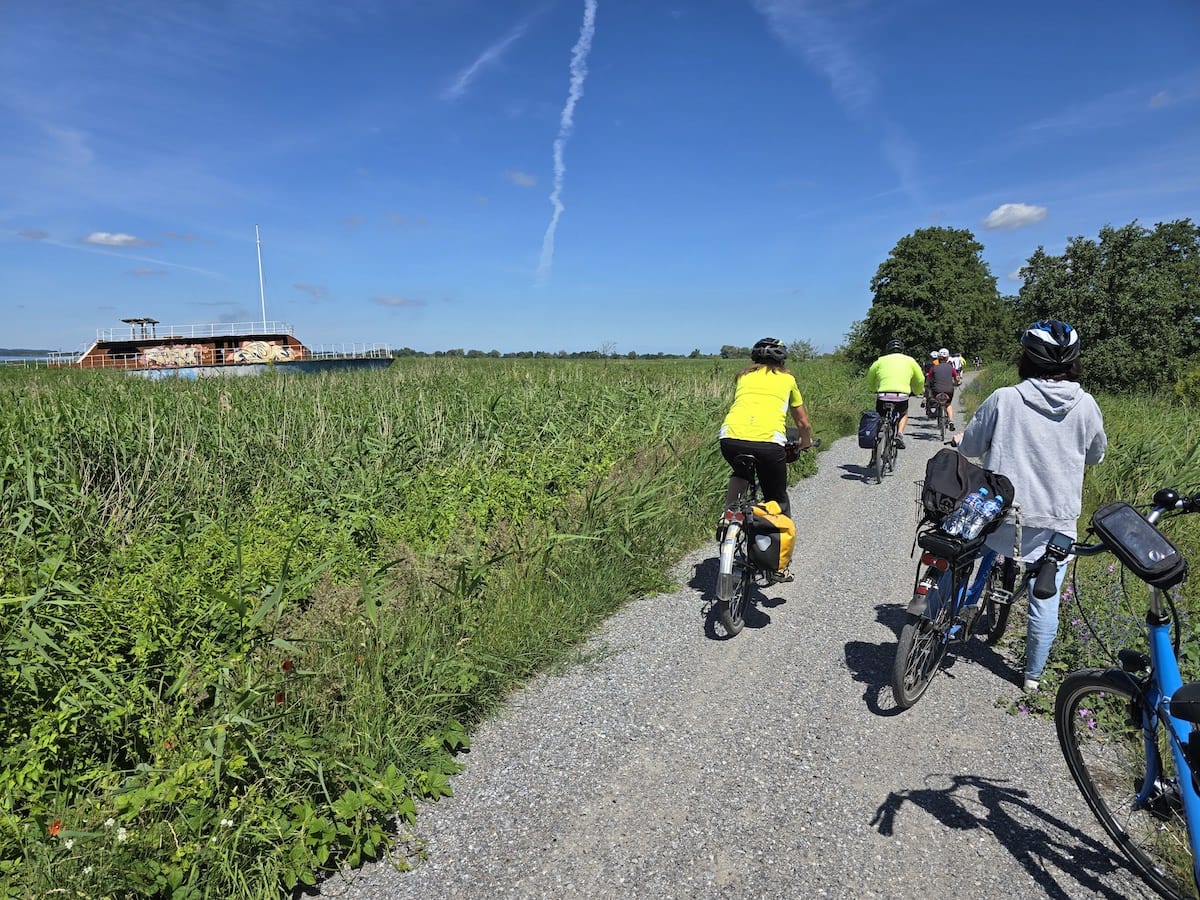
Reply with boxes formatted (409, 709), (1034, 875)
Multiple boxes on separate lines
(843, 218), (1200, 395)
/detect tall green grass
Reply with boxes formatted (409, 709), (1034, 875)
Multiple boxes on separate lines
(0, 357), (864, 897)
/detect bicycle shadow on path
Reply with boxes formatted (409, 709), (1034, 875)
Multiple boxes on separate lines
(845, 603), (1024, 716)
(870, 773), (1138, 900)
(687, 556), (784, 641)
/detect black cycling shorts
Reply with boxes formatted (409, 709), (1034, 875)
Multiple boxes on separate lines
(875, 396), (910, 416)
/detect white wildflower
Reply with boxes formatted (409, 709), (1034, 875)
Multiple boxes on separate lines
(116, 826), (128, 843)
(64, 838), (75, 850)
(104, 817), (115, 828)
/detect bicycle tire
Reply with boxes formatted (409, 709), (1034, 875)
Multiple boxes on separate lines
(873, 421), (888, 484)
(715, 525), (750, 637)
(980, 560), (1023, 645)
(891, 567), (953, 708)
(1056, 669), (1197, 899)
(938, 404), (946, 442)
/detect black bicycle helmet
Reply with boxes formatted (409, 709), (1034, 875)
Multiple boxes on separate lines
(1020, 320), (1080, 369)
(751, 337), (788, 364)
(885, 338), (905, 353)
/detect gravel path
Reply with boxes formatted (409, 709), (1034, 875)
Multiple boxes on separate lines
(318, 404), (1155, 900)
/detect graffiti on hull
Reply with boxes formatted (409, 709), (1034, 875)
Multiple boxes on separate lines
(141, 345), (202, 368)
(232, 340), (296, 363)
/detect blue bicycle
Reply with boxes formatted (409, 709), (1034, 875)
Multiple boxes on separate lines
(1054, 488), (1199, 899)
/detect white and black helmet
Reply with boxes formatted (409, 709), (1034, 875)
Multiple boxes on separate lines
(1021, 320), (1080, 369)
(751, 337), (788, 364)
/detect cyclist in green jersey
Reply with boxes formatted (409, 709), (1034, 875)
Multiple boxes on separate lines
(865, 339), (925, 449)
(719, 338), (814, 517)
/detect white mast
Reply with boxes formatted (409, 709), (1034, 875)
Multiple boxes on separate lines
(255, 224), (267, 330)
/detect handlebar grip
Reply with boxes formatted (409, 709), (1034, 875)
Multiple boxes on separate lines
(1032, 557), (1060, 600)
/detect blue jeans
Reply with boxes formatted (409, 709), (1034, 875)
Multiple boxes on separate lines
(1024, 562), (1070, 680)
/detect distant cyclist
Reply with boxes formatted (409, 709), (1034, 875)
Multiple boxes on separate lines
(927, 349), (958, 429)
(865, 339), (924, 449)
(719, 338), (814, 518)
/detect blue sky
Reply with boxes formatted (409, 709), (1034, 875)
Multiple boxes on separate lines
(3, 1), (1198, 354)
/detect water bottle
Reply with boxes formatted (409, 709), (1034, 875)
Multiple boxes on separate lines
(961, 492), (1004, 540)
(941, 488), (988, 536)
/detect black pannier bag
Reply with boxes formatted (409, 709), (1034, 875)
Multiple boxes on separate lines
(1090, 501), (1188, 589)
(857, 410), (881, 449)
(920, 448), (1014, 529)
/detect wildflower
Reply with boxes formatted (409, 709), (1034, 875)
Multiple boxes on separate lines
(64, 838), (75, 850)
(274, 691), (285, 704)
(49, 820), (62, 837)
(116, 827), (128, 843)
(220, 818), (234, 828)
(164, 738), (176, 750)
(83, 866), (93, 875)
(104, 818), (115, 828)
(282, 658), (293, 674)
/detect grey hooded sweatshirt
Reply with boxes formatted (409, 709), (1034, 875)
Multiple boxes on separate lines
(957, 378), (1107, 545)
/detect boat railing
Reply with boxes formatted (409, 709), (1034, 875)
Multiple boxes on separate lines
(95, 321), (296, 342)
(46, 343), (392, 370)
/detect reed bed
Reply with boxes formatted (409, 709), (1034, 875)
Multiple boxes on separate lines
(0, 357), (864, 897)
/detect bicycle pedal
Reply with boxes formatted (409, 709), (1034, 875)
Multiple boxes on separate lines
(988, 588), (1013, 606)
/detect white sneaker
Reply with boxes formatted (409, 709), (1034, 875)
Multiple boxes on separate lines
(1023, 678), (1040, 692)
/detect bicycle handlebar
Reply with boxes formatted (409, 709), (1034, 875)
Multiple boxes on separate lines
(1067, 487), (1200, 559)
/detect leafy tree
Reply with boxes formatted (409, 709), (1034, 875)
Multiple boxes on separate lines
(844, 226), (1009, 367)
(720, 344), (752, 359)
(787, 338), (817, 360)
(688, 348), (701, 359)
(1013, 219), (1200, 392)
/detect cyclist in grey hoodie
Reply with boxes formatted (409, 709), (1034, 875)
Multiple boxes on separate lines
(954, 320), (1107, 692)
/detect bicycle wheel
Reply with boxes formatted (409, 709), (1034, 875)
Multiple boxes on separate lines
(1056, 670), (1197, 899)
(873, 421), (889, 484)
(979, 558), (1021, 645)
(891, 567), (954, 708)
(938, 404), (947, 442)
(715, 525), (751, 637)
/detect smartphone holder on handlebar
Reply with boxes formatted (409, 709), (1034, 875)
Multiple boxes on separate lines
(1090, 501), (1188, 589)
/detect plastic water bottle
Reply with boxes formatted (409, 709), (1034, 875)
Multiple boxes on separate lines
(961, 492), (1004, 540)
(942, 488), (988, 537)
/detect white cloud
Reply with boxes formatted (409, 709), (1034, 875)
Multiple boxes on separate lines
(443, 19), (531, 100)
(503, 170), (537, 187)
(1149, 90), (1171, 109)
(1006, 270), (1023, 282)
(982, 203), (1047, 230)
(294, 283), (329, 300)
(537, 0), (598, 285)
(371, 295), (426, 308)
(83, 231), (151, 247)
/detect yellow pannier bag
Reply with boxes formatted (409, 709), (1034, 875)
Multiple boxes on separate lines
(746, 500), (796, 573)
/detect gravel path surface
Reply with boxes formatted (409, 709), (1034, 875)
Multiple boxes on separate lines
(318, 405), (1156, 900)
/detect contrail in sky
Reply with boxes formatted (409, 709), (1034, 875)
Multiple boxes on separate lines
(536, 0), (597, 285)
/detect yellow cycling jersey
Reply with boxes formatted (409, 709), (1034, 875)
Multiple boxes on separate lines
(719, 367), (803, 444)
(866, 352), (925, 396)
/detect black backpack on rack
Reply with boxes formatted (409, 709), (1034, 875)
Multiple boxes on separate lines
(920, 448), (1015, 529)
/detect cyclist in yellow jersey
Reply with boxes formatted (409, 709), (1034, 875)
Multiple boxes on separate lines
(719, 337), (814, 517)
(865, 338), (925, 449)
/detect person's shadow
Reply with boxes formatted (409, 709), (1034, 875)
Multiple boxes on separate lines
(870, 773), (1147, 899)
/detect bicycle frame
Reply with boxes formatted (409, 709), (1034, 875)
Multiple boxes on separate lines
(1137, 586), (1200, 890)
(1057, 494), (1200, 895)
